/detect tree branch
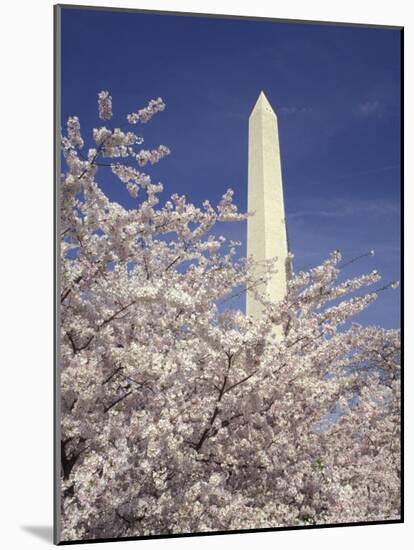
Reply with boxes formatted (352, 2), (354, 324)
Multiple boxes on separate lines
(194, 353), (233, 451)
(99, 301), (136, 329)
(104, 391), (133, 413)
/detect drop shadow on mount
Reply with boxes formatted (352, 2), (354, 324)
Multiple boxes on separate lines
(21, 525), (53, 543)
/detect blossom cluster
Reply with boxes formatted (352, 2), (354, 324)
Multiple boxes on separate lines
(127, 97), (166, 124)
(98, 90), (113, 120)
(136, 145), (171, 166)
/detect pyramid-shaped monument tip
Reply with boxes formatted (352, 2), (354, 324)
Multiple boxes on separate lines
(250, 90), (275, 117)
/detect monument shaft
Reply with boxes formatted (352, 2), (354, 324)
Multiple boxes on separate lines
(247, 92), (288, 320)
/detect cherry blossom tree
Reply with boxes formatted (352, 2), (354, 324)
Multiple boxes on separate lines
(59, 92), (401, 541)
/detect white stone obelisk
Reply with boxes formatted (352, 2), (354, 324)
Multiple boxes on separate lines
(247, 91), (289, 321)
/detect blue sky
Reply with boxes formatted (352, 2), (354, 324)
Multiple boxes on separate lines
(60, 7), (401, 328)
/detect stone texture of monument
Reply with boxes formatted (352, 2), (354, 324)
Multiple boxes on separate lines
(247, 91), (289, 322)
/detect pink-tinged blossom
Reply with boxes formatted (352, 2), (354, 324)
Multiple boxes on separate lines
(136, 145), (171, 166)
(66, 116), (84, 149)
(127, 97), (166, 124)
(98, 90), (113, 120)
(111, 163), (151, 187)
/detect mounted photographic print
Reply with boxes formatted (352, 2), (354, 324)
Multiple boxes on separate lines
(54, 4), (403, 545)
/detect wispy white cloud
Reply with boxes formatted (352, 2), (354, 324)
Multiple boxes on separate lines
(357, 100), (383, 117)
(288, 197), (400, 220)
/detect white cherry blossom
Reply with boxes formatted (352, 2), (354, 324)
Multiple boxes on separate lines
(59, 92), (401, 542)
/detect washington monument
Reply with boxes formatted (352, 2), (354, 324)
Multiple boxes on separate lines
(247, 91), (289, 320)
